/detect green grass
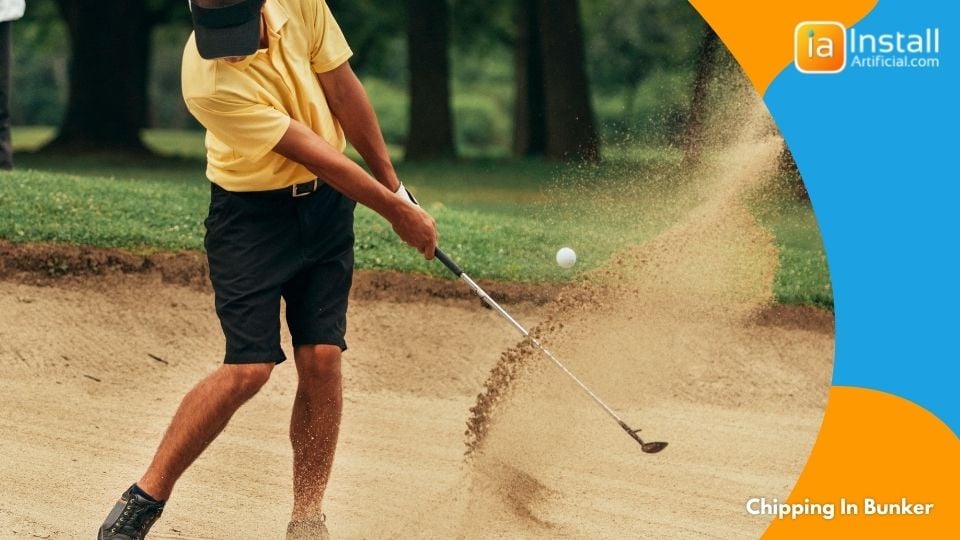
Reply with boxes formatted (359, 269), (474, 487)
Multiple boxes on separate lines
(4, 127), (831, 307)
(754, 197), (833, 309)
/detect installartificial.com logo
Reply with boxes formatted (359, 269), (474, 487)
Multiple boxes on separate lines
(795, 21), (847, 74)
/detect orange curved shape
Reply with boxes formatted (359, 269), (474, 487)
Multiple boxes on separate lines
(763, 387), (960, 538)
(687, 0), (878, 95)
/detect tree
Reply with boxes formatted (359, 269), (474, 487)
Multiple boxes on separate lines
(405, 0), (455, 160)
(586, 0), (700, 107)
(682, 25), (720, 165)
(326, 0), (404, 77)
(581, 0), (704, 142)
(43, 0), (182, 155)
(514, 0), (599, 161)
(511, 0), (546, 157)
(9, 2), (68, 127)
(537, 0), (598, 161)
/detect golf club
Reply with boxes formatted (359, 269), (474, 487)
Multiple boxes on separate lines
(434, 247), (668, 454)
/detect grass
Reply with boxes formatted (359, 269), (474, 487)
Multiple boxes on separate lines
(4, 127), (831, 307)
(754, 197), (833, 309)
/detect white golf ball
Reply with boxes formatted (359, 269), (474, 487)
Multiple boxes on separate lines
(556, 247), (577, 268)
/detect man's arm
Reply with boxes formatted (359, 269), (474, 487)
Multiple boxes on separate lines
(272, 119), (436, 258)
(316, 63), (400, 192)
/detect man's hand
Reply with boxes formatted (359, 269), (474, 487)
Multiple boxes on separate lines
(388, 182), (434, 258)
(388, 202), (437, 259)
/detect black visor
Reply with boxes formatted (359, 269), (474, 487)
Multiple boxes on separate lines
(190, 0), (265, 60)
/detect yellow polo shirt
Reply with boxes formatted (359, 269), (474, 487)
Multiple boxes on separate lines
(181, 0), (352, 191)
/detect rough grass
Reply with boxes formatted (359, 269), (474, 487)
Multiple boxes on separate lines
(4, 127), (831, 306)
(753, 198), (833, 309)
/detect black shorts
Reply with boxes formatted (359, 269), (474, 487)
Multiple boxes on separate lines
(204, 180), (356, 364)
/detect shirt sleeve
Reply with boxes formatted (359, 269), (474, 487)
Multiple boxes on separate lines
(185, 95), (292, 162)
(310, 0), (353, 73)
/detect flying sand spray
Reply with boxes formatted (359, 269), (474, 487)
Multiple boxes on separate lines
(433, 248), (668, 453)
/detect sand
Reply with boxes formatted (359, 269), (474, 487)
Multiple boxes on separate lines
(0, 268), (831, 539)
(0, 96), (834, 539)
(409, 101), (834, 539)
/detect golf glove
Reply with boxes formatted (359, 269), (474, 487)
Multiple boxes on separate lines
(394, 182), (420, 207)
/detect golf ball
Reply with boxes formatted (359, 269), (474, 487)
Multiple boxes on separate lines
(556, 247), (577, 268)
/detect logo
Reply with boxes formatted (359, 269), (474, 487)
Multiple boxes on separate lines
(794, 21), (941, 73)
(795, 21), (847, 74)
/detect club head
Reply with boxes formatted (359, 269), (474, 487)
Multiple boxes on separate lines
(619, 421), (668, 453)
(641, 441), (668, 454)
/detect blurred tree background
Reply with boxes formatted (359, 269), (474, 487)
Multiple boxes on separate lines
(10, 0), (707, 160)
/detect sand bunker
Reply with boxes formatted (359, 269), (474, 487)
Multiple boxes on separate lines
(0, 94), (832, 539)
(398, 96), (836, 538)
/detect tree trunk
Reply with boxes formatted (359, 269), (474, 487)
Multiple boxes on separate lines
(512, 0), (546, 157)
(0, 21), (13, 169)
(405, 0), (455, 161)
(682, 25), (719, 165)
(535, 0), (599, 161)
(45, 0), (152, 154)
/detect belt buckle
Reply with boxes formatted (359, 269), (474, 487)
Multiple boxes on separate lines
(292, 179), (318, 198)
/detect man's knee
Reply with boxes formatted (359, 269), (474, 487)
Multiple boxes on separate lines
(223, 362), (274, 397)
(294, 345), (342, 382)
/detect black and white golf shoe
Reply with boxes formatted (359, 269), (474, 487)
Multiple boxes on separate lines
(98, 484), (165, 540)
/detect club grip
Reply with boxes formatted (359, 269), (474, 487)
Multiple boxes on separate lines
(434, 247), (464, 277)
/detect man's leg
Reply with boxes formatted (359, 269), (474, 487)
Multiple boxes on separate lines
(289, 344), (342, 521)
(138, 362), (274, 500)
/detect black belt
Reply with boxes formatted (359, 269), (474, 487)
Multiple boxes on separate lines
(213, 178), (324, 198)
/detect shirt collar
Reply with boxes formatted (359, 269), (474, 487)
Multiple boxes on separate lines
(218, 1), (287, 70)
(263, 0), (288, 37)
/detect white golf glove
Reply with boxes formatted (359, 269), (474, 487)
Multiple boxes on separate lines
(393, 182), (420, 207)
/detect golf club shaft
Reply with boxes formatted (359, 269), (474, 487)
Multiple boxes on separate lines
(434, 248), (628, 427)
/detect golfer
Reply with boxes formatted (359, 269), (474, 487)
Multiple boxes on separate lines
(98, 0), (436, 538)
